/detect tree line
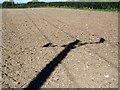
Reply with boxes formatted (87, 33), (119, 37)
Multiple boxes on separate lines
(1, 1), (119, 11)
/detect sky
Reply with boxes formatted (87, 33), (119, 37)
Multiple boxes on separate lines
(0, 0), (119, 3)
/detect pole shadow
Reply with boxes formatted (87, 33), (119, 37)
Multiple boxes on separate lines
(24, 38), (105, 90)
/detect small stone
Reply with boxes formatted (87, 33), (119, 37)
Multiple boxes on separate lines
(104, 75), (109, 78)
(89, 53), (92, 55)
(57, 78), (59, 81)
(108, 82), (112, 84)
(18, 82), (20, 84)
(36, 57), (39, 59)
(86, 65), (89, 68)
(91, 77), (94, 81)
(7, 55), (10, 59)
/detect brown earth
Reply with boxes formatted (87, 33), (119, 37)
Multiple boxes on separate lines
(2, 8), (118, 88)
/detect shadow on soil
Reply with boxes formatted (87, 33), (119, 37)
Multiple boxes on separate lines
(24, 38), (105, 90)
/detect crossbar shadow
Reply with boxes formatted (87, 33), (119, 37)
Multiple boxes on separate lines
(24, 38), (105, 90)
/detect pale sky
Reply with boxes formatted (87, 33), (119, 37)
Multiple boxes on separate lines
(0, 0), (119, 3)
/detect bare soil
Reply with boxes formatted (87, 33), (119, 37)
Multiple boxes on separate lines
(2, 8), (118, 88)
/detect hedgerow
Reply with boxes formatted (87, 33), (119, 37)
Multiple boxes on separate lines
(1, 1), (119, 11)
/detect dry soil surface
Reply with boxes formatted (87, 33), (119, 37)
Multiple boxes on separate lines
(2, 8), (118, 88)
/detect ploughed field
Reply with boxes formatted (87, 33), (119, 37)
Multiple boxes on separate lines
(2, 8), (118, 88)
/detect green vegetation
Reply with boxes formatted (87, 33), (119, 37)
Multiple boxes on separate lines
(0, 4), (2, 8)
(2, 1), (15, 8)
(1, 1), (119, 12)
(47, 2), (119, 12)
